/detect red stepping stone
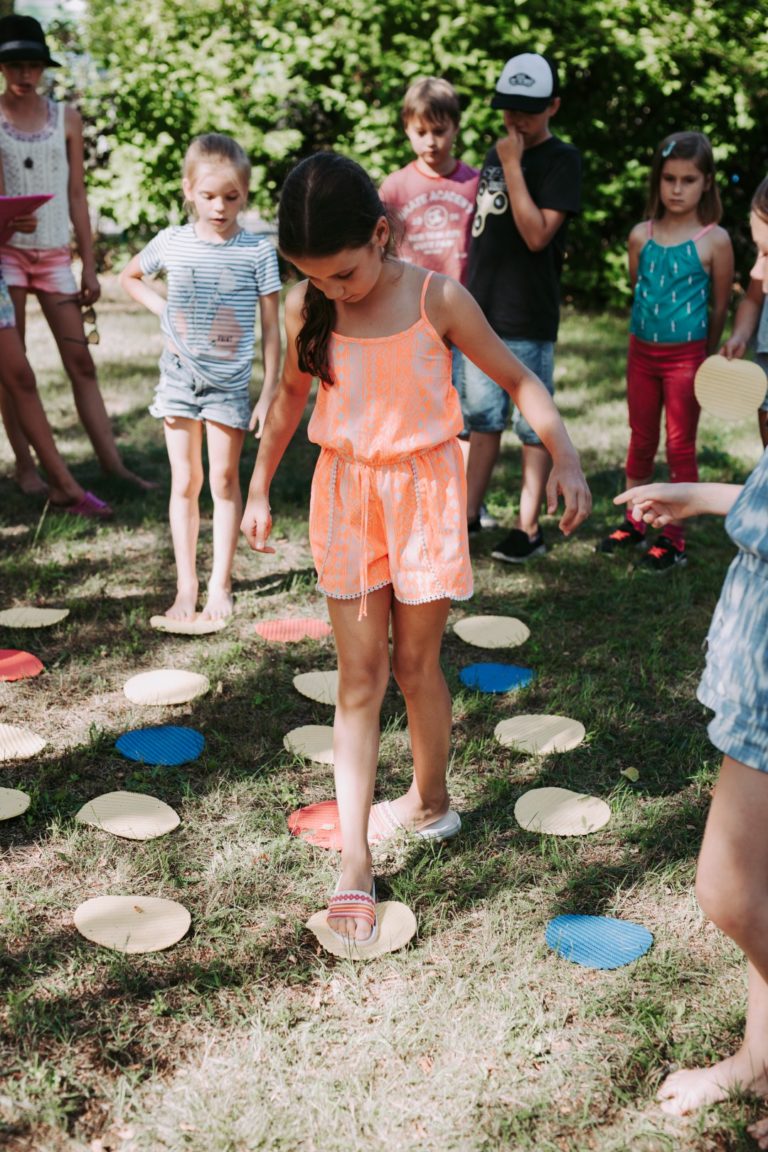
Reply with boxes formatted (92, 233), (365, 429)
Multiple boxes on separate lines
(254, 618), (332, 643)
(288, 799), (342, 850)
(0, 649), (44, 681)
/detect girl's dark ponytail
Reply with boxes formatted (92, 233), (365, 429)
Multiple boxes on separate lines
(278, 152), (396, 386)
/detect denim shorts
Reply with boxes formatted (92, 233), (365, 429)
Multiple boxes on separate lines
(150, 351), (252, 430)
(698, 552), (768, 772)
(755, 353), (768, 412)
(457, 339), (555, 444)
(0, 275), (16, 329)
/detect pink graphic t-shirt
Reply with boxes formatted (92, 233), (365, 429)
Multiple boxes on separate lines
(380, 160), (479, 284)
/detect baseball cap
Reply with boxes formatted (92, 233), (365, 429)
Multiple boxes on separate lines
(491, 52), (559, 111)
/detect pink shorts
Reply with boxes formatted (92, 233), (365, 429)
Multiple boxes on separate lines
(0, 245), (77, 295)
(309, 438), (473, 611)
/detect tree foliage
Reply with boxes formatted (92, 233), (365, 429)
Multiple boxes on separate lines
(49, 0), (768, 304)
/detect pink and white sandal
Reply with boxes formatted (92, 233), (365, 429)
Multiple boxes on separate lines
(327, 881), (378, 945)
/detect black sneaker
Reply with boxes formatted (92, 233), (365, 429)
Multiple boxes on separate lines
(491, 528), (546, 563)
(638, 535), (687, 573)
(596, 519), (648, 555)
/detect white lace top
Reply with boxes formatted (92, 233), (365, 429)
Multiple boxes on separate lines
(0, 99), (70, 249)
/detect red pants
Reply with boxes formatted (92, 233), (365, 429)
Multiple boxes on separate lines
(625, 335), (706, 483)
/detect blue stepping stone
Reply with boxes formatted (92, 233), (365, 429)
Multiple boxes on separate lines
(545, 914), (653, 970)
(459, 662), (534, 694)
(115, 725), (205, 767)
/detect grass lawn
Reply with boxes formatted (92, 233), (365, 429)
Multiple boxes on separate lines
(0, 282), (764, 1152)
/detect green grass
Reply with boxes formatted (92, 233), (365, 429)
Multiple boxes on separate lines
(0, 285), (765, 1151)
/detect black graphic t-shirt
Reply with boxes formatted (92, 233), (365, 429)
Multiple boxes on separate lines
(466, 135), (582, 341)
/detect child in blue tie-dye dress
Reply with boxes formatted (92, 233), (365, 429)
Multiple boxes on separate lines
(616, 457), (768, 1137)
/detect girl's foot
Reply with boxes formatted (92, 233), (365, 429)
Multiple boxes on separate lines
(165, 586), (198, 621)
(373, 792), (451, 834)
(657, 1048), (768, 1115)
(200, 586), (234, 621)
(107, 464), (159, 491)
(13, 466), (48, 496)
(327, 860), (374, 942)
(748, 1118), (768, 1150)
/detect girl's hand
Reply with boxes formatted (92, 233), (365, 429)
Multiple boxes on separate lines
(241, 491), (275, 553)
(249, 395), (270, 439)
(80, 268), (101, 305)
(719, 335), (747, 360)
(546, 454), (592, 535)
(615, 483), (700, 527)
(9, 213), (37, 234)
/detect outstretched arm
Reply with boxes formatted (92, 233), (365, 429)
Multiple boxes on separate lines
(65, 106), (100, 305)
(249, 290), (281, 438)
(241, 283), (313, 552)
(615, 482), (742, 528)
(437, 276), (591, 534)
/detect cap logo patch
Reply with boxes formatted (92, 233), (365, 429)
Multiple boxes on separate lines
(507, 72), (536, 88)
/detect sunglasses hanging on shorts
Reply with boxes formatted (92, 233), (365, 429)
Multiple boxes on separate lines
(58, 299), (100, 346)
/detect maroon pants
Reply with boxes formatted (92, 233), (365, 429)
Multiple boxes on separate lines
(625, 334), (707, 483)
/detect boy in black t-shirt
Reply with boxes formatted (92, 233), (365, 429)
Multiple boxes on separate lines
(460, 52), (582, 560)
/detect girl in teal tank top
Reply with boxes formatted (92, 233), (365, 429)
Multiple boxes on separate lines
(597, 132), (733, 572)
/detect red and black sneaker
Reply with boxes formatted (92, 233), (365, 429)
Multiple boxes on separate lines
(595, 519), (648, 555)
(638, 535), (688, 574)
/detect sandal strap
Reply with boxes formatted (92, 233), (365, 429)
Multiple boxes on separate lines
(328, 889), (376, 927)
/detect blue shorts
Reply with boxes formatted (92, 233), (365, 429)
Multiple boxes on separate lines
(456, 339), (555, 445)
(150, 351), (251, 430)
(697, 552), (768, 772)
(755, 352), (768, 412)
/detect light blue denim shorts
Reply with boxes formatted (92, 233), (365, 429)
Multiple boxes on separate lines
(150, 351), (251, 430)
(456, 338), (555, 444)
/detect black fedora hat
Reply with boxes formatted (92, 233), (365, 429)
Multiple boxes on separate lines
(0, 15), (60, 68)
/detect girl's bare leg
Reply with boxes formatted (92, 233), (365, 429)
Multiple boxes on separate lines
(0, 325), (85, 505)
(326, 587), (392, 941)
(163, 416), (203, 619)
(387, 596), (453, 826)
(658, 755), (768, 1115)
(37, 292), (155, 489)
(201, 420), (246, 620)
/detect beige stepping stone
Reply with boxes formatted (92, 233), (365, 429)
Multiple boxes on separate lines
(76, 791), (180, 840)
(0, 606), (69, 628)
(514, 787), (610, 836)
(74, 895), (191, 953)
(0, 723), (46, 762)
(149, 615), (228, 636)
(293, 669), (338, 705)
(124, 669), (210, 706)
(494, 714), (585, 754)
(283, 725), (335, 765)
(694, 355), (767, 421)
(307, 900), (417, 959)
(0, 787), (31, 820)
(453, 615), (530, 649)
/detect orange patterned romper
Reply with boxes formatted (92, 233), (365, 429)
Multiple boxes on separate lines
(307, 271), (473, 616)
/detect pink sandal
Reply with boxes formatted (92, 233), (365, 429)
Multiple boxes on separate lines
(327, 881), (378, 945)
(55, 491), (113, 519)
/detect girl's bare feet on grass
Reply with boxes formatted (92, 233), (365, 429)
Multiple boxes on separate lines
(165, 586), (198, 620)
(658, 1048), (768, 1115)
(200, 587), (234, 621)
(748, 1118), (768, 1149)
(108, 464), (159, 491)
(14, 466), (48, 495)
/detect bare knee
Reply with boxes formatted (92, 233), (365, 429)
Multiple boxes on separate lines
(208, 467), (241, 502)
(337, 659), (390, 712)
(391, 649), (443, 699)
(695, 871), (752, 942)
(170, 465), (204, 501)
(1, 363), (37, 399)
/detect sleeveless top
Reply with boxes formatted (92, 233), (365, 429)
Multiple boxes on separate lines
(0, 99), (70, 250)
(307, 271), (464, 463)
(630, 221), (714, 344)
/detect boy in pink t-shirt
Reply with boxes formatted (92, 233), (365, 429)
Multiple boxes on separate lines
(380, 77), (479, 285)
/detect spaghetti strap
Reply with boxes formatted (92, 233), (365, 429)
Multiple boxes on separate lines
(419, 271), (434, 320)
(692, 223), (715, 242)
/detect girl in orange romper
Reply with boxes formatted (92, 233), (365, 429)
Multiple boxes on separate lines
(242, 153), (591, 945)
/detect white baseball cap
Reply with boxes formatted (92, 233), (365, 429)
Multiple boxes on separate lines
(491, 52), (559, 111)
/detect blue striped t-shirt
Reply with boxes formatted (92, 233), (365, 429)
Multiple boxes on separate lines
(139, 224), (281, 390)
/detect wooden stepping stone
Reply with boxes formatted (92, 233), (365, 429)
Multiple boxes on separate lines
(115, 725), (205, 766)
(73, 895), (191, 953)
(453, 615), (530, 649)
(0, 787), (31, 820)
(124, 669), (210, 706)
(546, 914), (653, 969)
(150, 614), (228, 635)
(293, 670), (338, 705)
(283, 725), (334, 765)
(0, 606), (68, 629)
(494, 715), (585, 754)
(694, 355), (767, 421)
(0, 723), (46, 762)
(0, 649), (44, 681)
(514, 787), (610, 836)
(459, 663), (534, 694)
(307, 900), (417, 959)
(254, 618), (332, 642)
(76, 791), (180, 840)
